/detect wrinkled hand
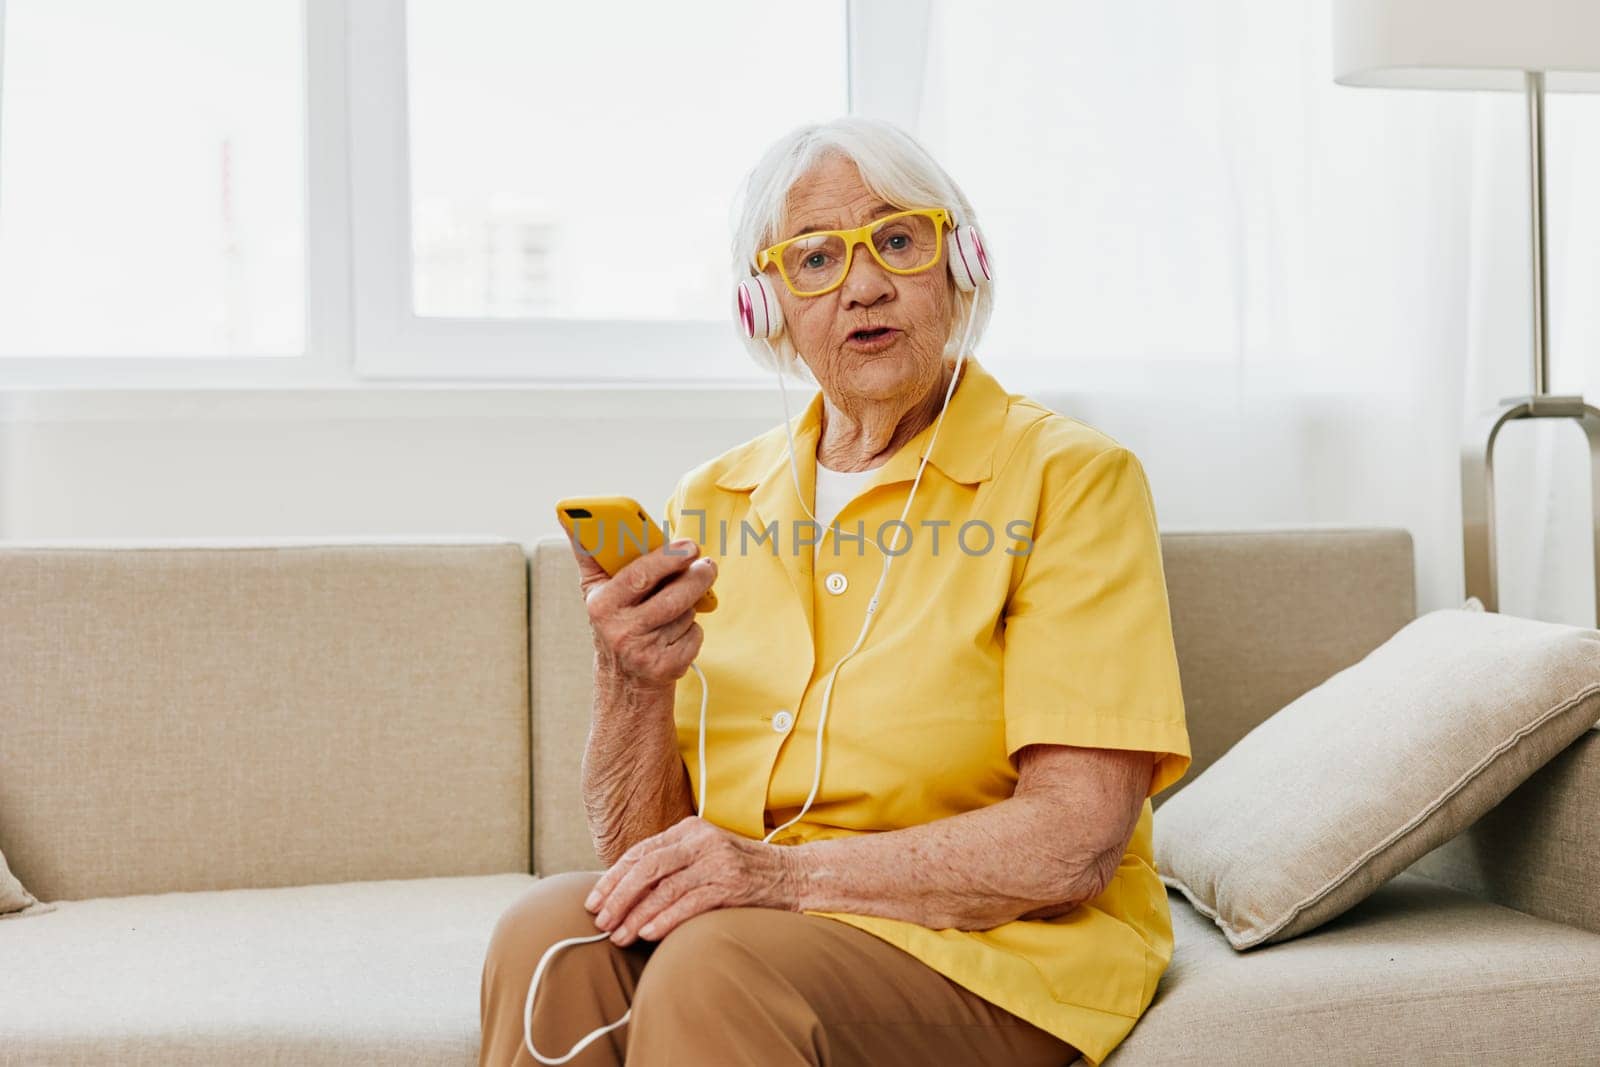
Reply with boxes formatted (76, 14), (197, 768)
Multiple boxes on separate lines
(584, 816), (802, 946)
(568, 536), (716, 689)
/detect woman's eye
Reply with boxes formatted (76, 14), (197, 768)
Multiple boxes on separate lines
(803, 253), (830, 270)
(876, 228), (912, 252)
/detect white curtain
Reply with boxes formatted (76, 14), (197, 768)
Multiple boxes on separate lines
(906, 0), (1600, 625)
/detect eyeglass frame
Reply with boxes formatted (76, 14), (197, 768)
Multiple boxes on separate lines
(754, 207), (953, 298)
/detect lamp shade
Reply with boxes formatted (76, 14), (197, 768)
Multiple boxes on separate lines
(1333, 0), (1600, 91)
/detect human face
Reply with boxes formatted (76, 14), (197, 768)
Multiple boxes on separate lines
(767, 154), (954, 409)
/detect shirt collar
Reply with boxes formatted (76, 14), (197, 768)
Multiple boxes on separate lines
(713, 355), (1008, 493)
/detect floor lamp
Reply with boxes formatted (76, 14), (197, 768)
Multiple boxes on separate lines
(1332, 0), (1600, 617)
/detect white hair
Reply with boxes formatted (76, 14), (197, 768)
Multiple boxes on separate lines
(728, 116), (994, 385)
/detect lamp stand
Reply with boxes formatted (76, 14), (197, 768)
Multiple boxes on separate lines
(1461, 71), (1600, 616)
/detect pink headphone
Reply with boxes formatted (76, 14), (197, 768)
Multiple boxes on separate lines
(735, 219), (991, 341)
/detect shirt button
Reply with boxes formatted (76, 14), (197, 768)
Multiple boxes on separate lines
(824, 571), (848, 595)
(772, 709), (794, 734)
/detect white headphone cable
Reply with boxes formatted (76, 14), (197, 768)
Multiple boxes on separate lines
(765, 305), (976, 842)
(522, 303), (976, 1065)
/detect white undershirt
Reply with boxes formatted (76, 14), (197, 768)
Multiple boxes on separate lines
(813, 461), (878, 533)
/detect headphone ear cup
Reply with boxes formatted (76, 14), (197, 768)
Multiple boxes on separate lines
(947, 224), (992, 292)
(734, 274), (784, 340)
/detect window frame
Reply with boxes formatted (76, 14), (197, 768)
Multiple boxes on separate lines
(0, 0), (352, 387)
(0, 0), (1436, 398)
(347, 0), (782, 385)
(0, 0), (860, 388)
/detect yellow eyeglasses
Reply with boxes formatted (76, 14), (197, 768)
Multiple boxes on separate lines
(755, 207), (952, 298)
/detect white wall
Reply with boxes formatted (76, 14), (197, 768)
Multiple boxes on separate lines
(3, 382), (1591, 627)
(0, 389), (768, 549)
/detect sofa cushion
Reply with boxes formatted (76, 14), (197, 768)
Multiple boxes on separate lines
(0, 872), (537, 1065)
(6, 870), (1595, 1065)
(1154, 606), (1600, 949)
(1102, 873), (1600, 1064)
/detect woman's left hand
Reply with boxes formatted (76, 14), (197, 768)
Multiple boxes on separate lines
(584, 816), (801, 947)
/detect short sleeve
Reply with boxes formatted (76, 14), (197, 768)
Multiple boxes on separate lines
(1002, 447), (1192, 798)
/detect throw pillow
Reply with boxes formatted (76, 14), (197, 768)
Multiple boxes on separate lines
(1154, 604), (1600, 950)
(0, 845), (54, 920)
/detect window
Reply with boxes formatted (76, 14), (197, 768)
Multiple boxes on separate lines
(339, 0), (850, 382)
(405, 1), (848, 325)
(0, 0), (305, 358)
(14, 1), (1534, 391)
(0, 0), (848, 383)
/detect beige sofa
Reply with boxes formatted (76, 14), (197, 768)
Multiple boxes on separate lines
(1, 530), (1597, 1065)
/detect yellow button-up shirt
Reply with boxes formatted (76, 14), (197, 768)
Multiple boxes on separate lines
(664, 357), (1191, 1066)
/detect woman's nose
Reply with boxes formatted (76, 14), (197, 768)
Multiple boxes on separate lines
(839, 242), (894, 308)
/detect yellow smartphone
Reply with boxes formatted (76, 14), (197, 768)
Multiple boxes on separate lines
(555, 495), (717, 613)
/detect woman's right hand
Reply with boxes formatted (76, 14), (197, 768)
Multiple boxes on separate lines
(571, 537), (717, 689)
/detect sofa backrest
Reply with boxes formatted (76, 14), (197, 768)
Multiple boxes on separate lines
(527, 528), (1417, 874)
(0, 530), (1417, 897)
(0, 539), (532, 901)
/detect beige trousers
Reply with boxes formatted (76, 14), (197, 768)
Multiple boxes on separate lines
(480, 871), (1077, 1067)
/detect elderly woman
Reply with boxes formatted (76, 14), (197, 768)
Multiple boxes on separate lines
(480, 117), (1191, 1067)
